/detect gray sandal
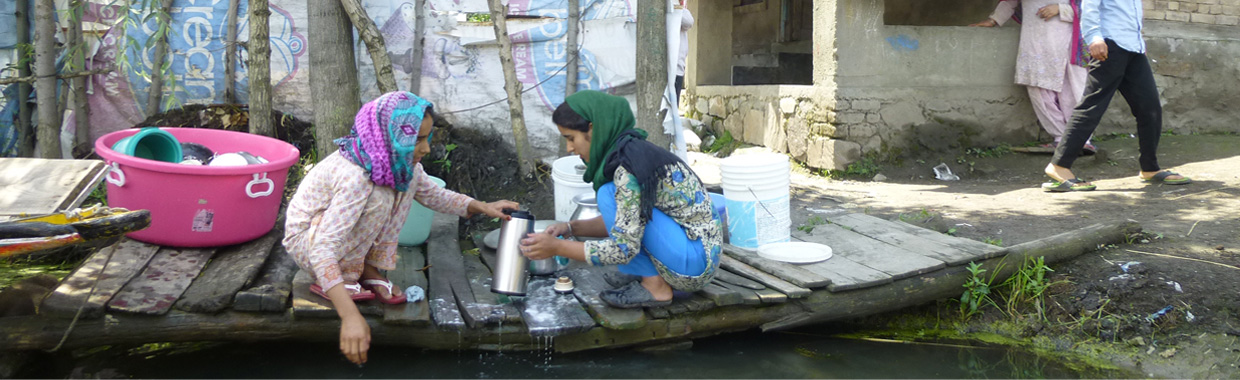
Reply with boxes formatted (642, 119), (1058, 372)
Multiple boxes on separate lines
(600, 281), (672, 309)
(602, 271), (642, 288)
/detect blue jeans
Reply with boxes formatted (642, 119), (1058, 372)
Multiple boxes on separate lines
(596, 182), (707, 278)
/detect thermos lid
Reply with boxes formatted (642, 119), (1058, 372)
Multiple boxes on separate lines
(504, 209), (535, 220)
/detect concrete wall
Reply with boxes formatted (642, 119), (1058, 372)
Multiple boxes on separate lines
(687, 0), (733, 86)
(883, 0), (996, 26)
(1146, 0), (1240, 25)
(732, 1), (782, 59)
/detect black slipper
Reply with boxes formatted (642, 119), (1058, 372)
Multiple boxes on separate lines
(1042, 178), (1097, 192)
(602, 271), (643, 288)
(599, 281), (672, 309)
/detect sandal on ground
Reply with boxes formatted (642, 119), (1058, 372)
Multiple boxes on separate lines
(1081, 143), (1097, 156)
(1142, 171), (1192, 185)
(602, 271), (643, 288)
(599, 281), (673, 309)
(360, 278), (406, 305)
(310, 283), (375, 302)
(1042, 178), (1097, 192)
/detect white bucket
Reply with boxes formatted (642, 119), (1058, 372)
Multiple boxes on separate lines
(552, 155), (594, 221)
(720, 153), (791, 249)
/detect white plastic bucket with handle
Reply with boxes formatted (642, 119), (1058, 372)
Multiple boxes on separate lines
(552, 155), (594, 221)
(720, 153), (791, 249)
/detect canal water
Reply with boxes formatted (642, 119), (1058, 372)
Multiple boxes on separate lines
(34, 326), (1130, 378)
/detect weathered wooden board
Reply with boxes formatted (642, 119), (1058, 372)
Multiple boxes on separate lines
(290, 270), (383, 318)
(820, 215), (982, 266)
(41, 238), (161, 318)
(233, 244), (298, 312)
(461, 252), (519, 324)
(108, 247), (215, 314)
(789, 227), (893, 292)
(519, 277), (596, 337)
(175, 231), (279, 313)
(714, 269), (765, 290)
(799, 223), (945, 280)
(646, 306), (671, 319)
(0, 158), (105, 219)
(718, 256), (812, 298)
(383, 245), (431, 326)
(723, 244), (831, 288)
(699, 282), (744, 307)
(828, 213), (1001, 260)
(714, 281), (761, 305)
(754, 288), (788, 304)
(425, 213), (465, 329)
(563, 266), (647, 330)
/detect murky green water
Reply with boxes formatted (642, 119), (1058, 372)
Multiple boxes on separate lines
(32, 327), (1129, 379)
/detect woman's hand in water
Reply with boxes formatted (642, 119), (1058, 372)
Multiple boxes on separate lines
(519, 233), (562, 260)
(468, 200), (520, 220)
(340, 315), (370, 365)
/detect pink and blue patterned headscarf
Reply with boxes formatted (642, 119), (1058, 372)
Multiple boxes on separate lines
(334, 91), (432, 192)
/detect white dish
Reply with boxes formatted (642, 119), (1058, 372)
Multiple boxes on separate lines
(757, 242), (832, 264)
(483, 220), (559, 249)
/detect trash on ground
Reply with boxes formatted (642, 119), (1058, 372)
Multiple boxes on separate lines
(932, 163), (959, 181)
(1166, 281), (1183, 292)
(1120, 261), (1143, 273)
(405, 285), (426, 303)
(1146, 305), (1174, 323)
(1159, 348), (1177, 358)
(1185, 310), (1196, 322)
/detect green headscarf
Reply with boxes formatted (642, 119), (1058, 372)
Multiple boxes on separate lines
(564, 91), (647, 191)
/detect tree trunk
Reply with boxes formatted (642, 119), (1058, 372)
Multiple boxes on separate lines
(145, 0), (175, 117)
(560, 0), (580, 156)
(307, 0), (361, 160)
(69, 0), (90, 155)
(486, 0), (535, 177)
(247, 0), (274, 137)
(635, 0), (670, 150)
(408, 0), (426, 93)
(339, 0), (397, 94)
(15, 0), (33, 156)
(33, 0), (59, 158)
(224, 0), (240, 103)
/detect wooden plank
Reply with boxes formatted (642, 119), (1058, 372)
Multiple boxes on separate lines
(714, 281), (761, 305)
(40, 238), (160, 318)
(233, 243), (298, 312)
(108, 247), (215, 315)
(382, 245), (431, 326)
(0, 158), (104, 217)
(290, 270), (384, 318)
(718, 256), (812, 298)
(828, 213), (1002, 260)
(175, 231), (279, 313)
(796, 223), (945, 280)
(819, 214), (982, 266)
(646, 306), (671, 319)
(754, 288), (788, 304)
(563, 266), (647, 330)
(790, 228), (893, 292)
(714, 269), (765, 290)
(462, 252), (519, 324)
(683, 294), (717, 312)
(723, 244), (831, 288)
(519, 277), (596, 337)
(698, 282), (744, 307)
(425, 213), (465, 329)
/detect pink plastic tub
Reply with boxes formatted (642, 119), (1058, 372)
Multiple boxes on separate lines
(95, 128), (300, 247)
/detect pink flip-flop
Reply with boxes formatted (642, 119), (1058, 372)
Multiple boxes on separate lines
(360, 278), (406, 305)
(309, 283), (376, 302)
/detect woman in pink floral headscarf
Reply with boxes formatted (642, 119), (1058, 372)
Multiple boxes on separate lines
(283, 91), (517, 364)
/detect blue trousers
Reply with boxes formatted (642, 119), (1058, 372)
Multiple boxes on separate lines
(596, 182), (707, 278)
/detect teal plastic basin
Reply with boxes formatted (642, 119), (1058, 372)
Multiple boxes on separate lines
(398, 175), (446, 246)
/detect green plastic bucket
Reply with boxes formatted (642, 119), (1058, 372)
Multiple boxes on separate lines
(398, 175), (446, 246)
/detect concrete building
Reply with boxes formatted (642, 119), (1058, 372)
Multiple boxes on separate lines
(683, 0), (1240, 170)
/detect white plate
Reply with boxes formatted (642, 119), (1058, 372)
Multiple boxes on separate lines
(483, 220), (559, 249)
(757, 242), (833, 264)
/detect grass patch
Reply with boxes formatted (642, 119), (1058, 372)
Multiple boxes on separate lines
(797, 215), (826, 233)
(965, 144), (1011, 158)
(984, 237), (1004, 247)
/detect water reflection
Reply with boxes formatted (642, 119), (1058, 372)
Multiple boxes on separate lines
(47, 328), (1128, 379)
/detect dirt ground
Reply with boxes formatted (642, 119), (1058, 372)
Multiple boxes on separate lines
(733, 134), (1240, 378)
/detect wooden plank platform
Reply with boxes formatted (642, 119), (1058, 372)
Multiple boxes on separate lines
(723, 245), (831, 288)
(290, 270), (384, 318)
(108, 247), (215, 314)
(718, 256), (811, 298)
(175, 231), (279, 313)
(0, 158), (105, 220)
(797, 223), (946, 280)
(426, 213), (465, 329)
(41, 238), (161, 318)
(233, 243), (298, 312)
(519, 277), (596, 337)
(827, 213), (1002, 261)
(562, 266), (647, 330)
(383, 245), (431, 326)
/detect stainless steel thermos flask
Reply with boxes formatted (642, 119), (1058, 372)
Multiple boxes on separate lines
(491, 210), (535, 295)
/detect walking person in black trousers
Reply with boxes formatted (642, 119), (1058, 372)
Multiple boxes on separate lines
(1042, 0), (1191, 192)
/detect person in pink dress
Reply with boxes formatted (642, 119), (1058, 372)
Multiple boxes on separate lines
(972, 0), (1096, 154)
(283, 91), (517, 364)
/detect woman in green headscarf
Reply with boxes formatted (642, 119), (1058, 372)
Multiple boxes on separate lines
(520, 91), (722, 308)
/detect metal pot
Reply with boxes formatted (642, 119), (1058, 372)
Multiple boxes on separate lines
(569, 193), (602, 223)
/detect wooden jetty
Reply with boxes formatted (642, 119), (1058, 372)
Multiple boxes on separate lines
(0, 211), (1139, 353)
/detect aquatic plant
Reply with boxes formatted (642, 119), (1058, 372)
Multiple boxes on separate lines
(960, 261), (1001, 320)
(999, 256), (1065, 322)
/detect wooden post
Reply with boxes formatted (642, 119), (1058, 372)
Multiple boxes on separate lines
(308, 0), (361, 160)
(15, 0), (33, 156)
(145, 0), (175, 117)
(636, 0), (670, 150)
(69, 0), (90, 154)
(33, 0), (59, 158)
(561, 0), (580, 156)
(224, 0), (240, 103)
(409, 0), (426, 93)
(486, 0), (535, 177)
(339, 0), (398, 94)
(248, 0), (274, 137)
